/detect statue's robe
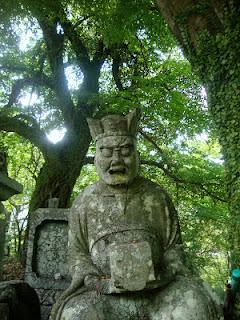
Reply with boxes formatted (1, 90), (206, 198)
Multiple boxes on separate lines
(51, 176), (221, 320)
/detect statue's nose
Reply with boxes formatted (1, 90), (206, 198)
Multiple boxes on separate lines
(111, 149), (123, 163)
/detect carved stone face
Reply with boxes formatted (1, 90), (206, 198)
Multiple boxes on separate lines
(95, 135), (139, 186)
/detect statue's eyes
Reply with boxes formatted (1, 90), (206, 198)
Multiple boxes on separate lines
(120, 145), (133, 156)
(100, 148), (112, 157)
(100, 145), (133, 157)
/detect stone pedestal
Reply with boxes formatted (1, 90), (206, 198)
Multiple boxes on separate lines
(0, 280), (41, 320)
(0, 303), (9, 320)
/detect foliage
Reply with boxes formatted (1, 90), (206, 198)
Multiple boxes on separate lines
(0, 132), (42, 255)
(0, 0), (181, 211)
(140, 134), (228, 288)
(0, 0), (231, 290)
(2, 257), (25, 281)
(157, 0), (240, 276)
(196, 23), (240, 269)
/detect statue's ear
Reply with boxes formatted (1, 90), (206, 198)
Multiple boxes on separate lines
(87, 118), (103, 141)
(126, 108), (141, 136)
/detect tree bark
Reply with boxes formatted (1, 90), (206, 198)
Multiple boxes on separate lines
(0, 204), (6, 280)
(29, 114), (92, 212)
(157, 0), (240, 267)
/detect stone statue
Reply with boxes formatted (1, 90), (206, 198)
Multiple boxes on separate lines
(51, 109), (222, 320)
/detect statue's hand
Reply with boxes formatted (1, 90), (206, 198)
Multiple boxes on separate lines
(69, 276), (84, 292)
(84, 274), (101, 291)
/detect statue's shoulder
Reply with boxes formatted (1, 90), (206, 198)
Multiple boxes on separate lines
(138, 176), (170, 199)
(72, 181), (101, 207)
(138, 176), (163, 189)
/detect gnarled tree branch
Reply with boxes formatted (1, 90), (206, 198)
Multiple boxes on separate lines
(37, 17), (75, 123)
(83, 156), (225, 201)
(112, 54), (124, 91)
(0, 112), (50, 156)
(139, 129), (172, 166)
(5, 75), (53, 108)
(142, 159), (226, 202)
(59, 18), (90, 71)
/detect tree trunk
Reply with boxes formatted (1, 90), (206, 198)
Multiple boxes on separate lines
(157, 1), (240, 267)
(29, 159), (77, 211)
(0, 204), (6, 280)
(21, 120), (92, 264)
(29, 127), (91, 212)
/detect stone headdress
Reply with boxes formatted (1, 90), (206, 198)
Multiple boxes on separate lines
(87, 109), (141, 142)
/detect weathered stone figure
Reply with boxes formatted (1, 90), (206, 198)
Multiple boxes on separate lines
(51, 109), (221, 320)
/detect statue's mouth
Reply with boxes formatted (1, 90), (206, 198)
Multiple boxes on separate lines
(109, 167), (126, 175)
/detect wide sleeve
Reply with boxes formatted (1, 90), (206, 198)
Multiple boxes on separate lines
(161, 193), (192, 276)
(162, 194), (182, 250)
(68, 196), (100, 286)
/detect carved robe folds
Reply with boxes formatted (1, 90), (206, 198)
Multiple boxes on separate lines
(52, 177), (221, 320)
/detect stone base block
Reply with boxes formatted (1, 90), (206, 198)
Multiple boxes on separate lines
(0, 280), (41, 320)
(0, 303), (9, 320)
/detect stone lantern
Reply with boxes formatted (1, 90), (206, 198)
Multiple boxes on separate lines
(0, 152), (23, 280)
(0, 153), (41, 320)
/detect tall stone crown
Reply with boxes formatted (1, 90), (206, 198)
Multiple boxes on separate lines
(87, 109), (141, 141)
